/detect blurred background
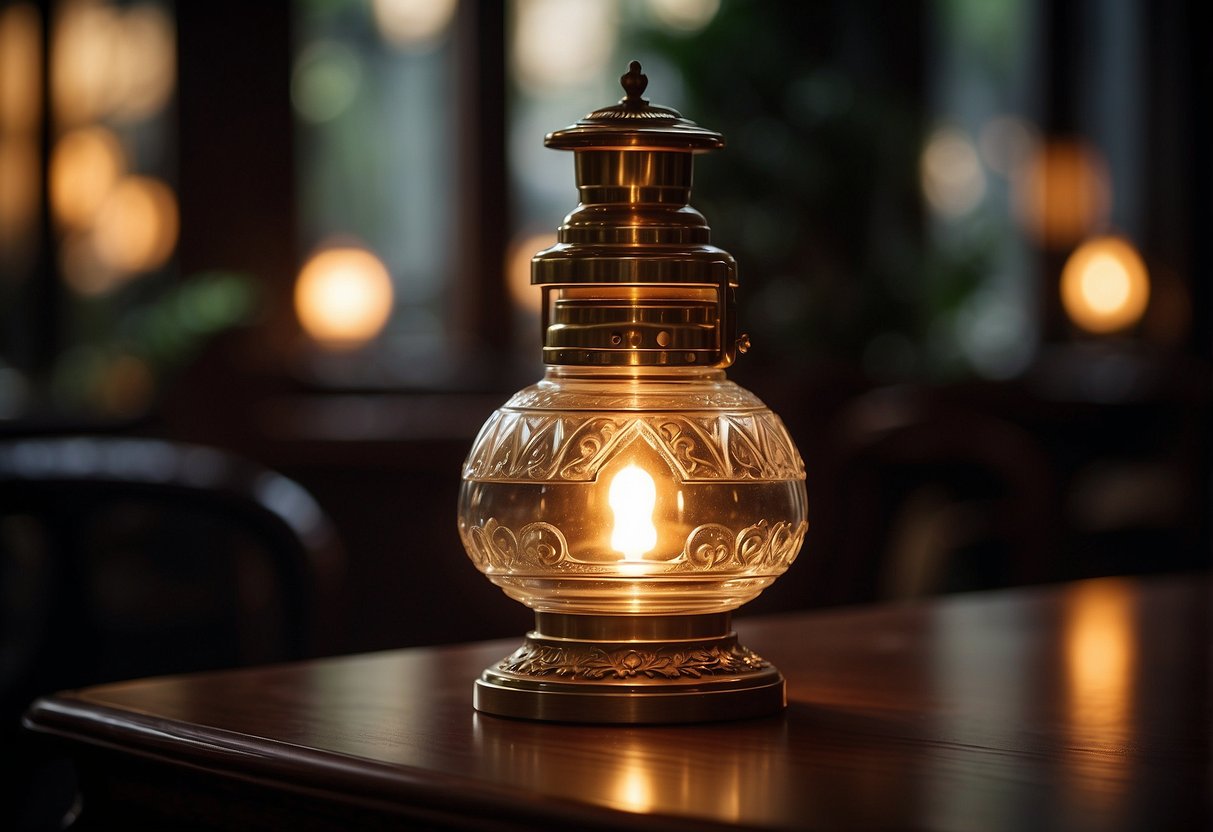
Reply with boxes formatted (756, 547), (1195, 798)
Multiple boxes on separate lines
(0, 0), (1209, 823)
(0, 0), (1208, 705)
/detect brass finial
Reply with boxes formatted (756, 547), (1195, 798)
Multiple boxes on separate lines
(547, 61), (722, 147)
(621, 61), (648, 104)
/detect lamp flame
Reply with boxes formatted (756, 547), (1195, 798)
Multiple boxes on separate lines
(608, 464), (657, 561)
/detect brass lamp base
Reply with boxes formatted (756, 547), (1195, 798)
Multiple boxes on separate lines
(474, 613), (785, 724)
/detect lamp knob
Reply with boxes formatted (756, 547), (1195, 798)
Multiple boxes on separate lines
(621, 61), (648, 104)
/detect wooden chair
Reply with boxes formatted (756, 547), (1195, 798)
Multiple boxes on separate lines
(0, 436), (344, 829)
(827, 387), (1057, 602)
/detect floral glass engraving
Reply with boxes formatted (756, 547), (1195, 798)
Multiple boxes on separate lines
(464, 409), (804, 482)
(458, 369), (808, 615)
(460, 516), (806, 575)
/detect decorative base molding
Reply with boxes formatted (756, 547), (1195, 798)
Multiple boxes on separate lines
(473, 614), (786, 724)
(496, 639), (769, 681)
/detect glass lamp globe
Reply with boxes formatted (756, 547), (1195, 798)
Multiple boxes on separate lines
(458, 63), (807, 723)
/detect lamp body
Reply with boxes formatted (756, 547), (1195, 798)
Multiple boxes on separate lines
(458, 367), (806, 722)
(457, 63), (807, 722)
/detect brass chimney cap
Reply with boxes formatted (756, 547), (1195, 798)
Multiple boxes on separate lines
(545, 61), (724, 152)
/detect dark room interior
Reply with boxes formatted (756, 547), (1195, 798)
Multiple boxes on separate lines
(1, 0), (1208, 828)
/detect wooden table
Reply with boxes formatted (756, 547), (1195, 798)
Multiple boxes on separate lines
(24, 574), (1209, 830)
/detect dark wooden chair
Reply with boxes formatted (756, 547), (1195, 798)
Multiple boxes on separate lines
(826, 387), (1057, 602)
(0, 436), (344, 830)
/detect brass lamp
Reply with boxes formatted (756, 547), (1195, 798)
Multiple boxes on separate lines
(458, 62), (807, 723)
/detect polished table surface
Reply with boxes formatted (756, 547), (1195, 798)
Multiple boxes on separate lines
(25, 574), (1210, 830)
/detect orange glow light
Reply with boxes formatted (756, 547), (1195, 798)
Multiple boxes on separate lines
(295, 247), (395, 348)
(52, 0), (175, 125)
(92, 175), (179, 274)
(0, 3), (41, 132)
(1014, 138), (1111, 249)
(506, 231), (554, 314)
(108, 4), (176, 122)
(1063, 577), (1136, 815)
(0, 136), (39, 254)
(1061, 236), (1150, 334)
(0, 3), (41, 261)
(52, 0), (119, 125)
(51, 126), (125, 230)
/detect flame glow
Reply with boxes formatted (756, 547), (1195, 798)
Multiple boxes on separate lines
(608, 464), (658, 561)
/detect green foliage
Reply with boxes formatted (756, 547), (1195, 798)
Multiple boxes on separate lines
(52, 272), (259, 415)
(636, 0), (992, 377)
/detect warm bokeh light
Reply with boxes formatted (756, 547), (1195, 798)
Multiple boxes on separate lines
(52, 0), (120, 125)
(53, 0), (175, 125)
(506, 231), (553, 314)
(1066, 580), (1134, 729)
(610, 755), (655, 814)
(1064, 578), (1135, 819)
(1061, 236), (1150, 334)
(295, 247), (395, 348)
(512, 0), (616, 92)
(648, 0), (721, 33)
(372, 0), (458, 48)
(108, 4), (175, 122)
(0, 3), (41, 132)
(0, 3), (41, 262)
(50, 126), (125, 230)
(92, 175), (179, 273)
(609, 465), (658, 561)
(920, 126), (986, 218)
(0, 136), (39, 256)
(1013, 138), (1111, 249)
(60, 229), (120, 295)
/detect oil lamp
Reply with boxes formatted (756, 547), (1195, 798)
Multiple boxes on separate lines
(458, 62), (807, 723)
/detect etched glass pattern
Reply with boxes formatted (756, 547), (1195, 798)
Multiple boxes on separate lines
(458, 369), (808, 615)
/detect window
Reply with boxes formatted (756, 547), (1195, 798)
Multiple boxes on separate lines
(292, 0), (463, 385)
(1, 0), (185, 418)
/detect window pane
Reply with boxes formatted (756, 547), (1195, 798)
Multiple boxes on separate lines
(1, 0), (182, 419)
(292, 0), (459, 384)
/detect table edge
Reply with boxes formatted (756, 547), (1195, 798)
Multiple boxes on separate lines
(23, 694), (742, 832)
